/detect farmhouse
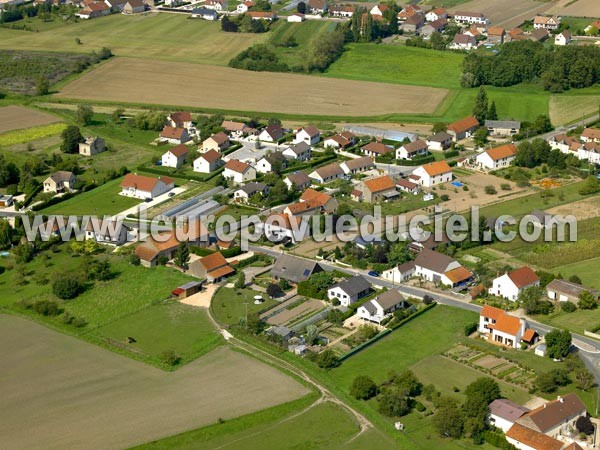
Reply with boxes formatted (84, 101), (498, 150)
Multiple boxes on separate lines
(161, 144), (189, 169)
(361, 141), (394, 157)
(425, 7), (446, 22)
(488, 399), (530, 433)
(247, 11), (277, 20)
(396, 178), (420, 194)
(448, 116), (479, 141)
(271, 253), (323, 283)
(414, 249), (471, 287)
(84, 218), (130, 246)
(299, 188), (338, 213)
(104, 0), (127, 12)
(485, 120), (521, 136)
(259, 124), (284, 142)
(452, 11), (487, 25)
(202, 132), (230, 153)
(340, 156), (374, 175)
(449, 33), (477, 50)
(382, 261), (416, 284)
(294, 126), (320, 145)
(287, 12), (304, 22)
(421, 18), (447, 38)
(191, 7), (218, 19)
(546, 279), (598, 304)
(514, 393), (586, 439)
(166, 111), (192, 130)
(189, 252), (235, 282)
(475, 144), (517, 170)
(411, 161), (452, 187)
(120, 173), (174, 199)
(308, 0), (327, 14)
(43, 171), (76, 194)
(489, 267), (540, 301)
(221, 120), (250, 138)
(76, 1), (110, 19)
(357, 289), (407, 324)
(324, 132), (356, 150)
(478, 305), (527, 349)
(160, 126), (189, 145)
(327, 275), (371, 307)
(135, 234), (178, 267)
(79, 136), (105, 156)
(555, 30), (571, 46)
(487, 26), (505, 44)
(400, 13), (425, 34)
(581, 127), (600, 143)
(329, 5), (353, 17)
(236, 0), (253, 13)
(426, 131), (452, 151)
(548, 133), (578, 153)
(533, 15), (560, 30)
(123, 0), (145, 14)
(396, 139), (428, 160)
(233, 182), (269, 202)
(204, 0), (226, 10)
(282, 142), (311, 161)
(193, 149), (223, 173)
(397, 3), (421, 21)
(308, 162), (344, 184)
(255, 152), (287, 174)
(354, 175), (398, 203)
(284, 171), (311, 191)
(223, 159), (257, 184)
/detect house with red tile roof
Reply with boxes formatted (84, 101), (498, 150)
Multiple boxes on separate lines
(119, 173), (174, 199)
(478, 305), (528, 348)
(489, 267), (540, 301)
(193, 149), (223, 173)
(160, 126), (190, 145)
(447, 116), (479, 141)
(293, 126), (321, 145)
(202, 132), (230, 153)
(361, 141), (394, 158)
(581, 127), (600, 143)
(426, 7), (447, 22)
(161, 144), (189, 169)
(167, 111), (193, 130)
(411, 161), (452, 187)
(354, 175), (398, 203)
(76, 1), (109, 18)
(223, 159), (256, 184)
(475, 144), (517, 170)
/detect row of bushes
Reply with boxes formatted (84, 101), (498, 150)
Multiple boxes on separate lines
(280, 153), (337, 175)
(236, 253), (273, 269)
(138, 165), (224, 183)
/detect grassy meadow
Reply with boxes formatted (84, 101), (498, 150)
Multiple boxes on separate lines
(268, 21), (337, 69)
(211, 287), (278, 326)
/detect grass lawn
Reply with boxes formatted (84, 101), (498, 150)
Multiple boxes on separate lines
(325, 44), (464, 89)
(0, 14), (266, 65)
(211, 287), (278, 325)
(555, 256), (600, 290)
(330, 305), (478, 389)
(410, 355), (532, 404)
(41, 177), (141, 215)
(93, 301), (222, 363)
(535, 308), (600, 335)
(268, 21), (337, 69)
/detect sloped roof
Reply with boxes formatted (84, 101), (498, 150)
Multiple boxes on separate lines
(487, 26), (505, 36)
(343, 156), (374, 171)
(402, 139), (428, 153)
(331, 275), (371, 297)
(298, 126), (320, 137)
(427, 131), (453, 143)
(375, 289), (405, 310)
(582, 128), (600, 140)
(286, 141), (311, 155)
(271, 254), (321, 282)
(224, 159), (251, 174)
(420, 161), (452, 177)
(516, 393), (586, 434)
(546, 279), (598, 298)
(49, 170), (74, 183)
(300, 188), (332, 206)
(485, 144), (517, 161)
(262, 124), (284, 140)
(169, 111), (192, 123)
(120, 173), (173, 191)
(490, 311), (521, 336)
(415, 248), (456, 274)
(448, 116), (479, 134)
(201, 149), (222, 163)
(285, 171), (310, 187)
(206, 131), (229, 145)
(363, 175), (396, 194)
(313, 162), (344, 179)
(166, 144), (189, 157)
(199, 252), (228, 271)
(506, 423), (563, 450)
(161, 126), (186, 139)
(444, 266), (472, 283)
(507, 267), (539, 289)
(481, 304), (505, 321)
(222, 120), (247, 132)
(362, 141), (393, 155)
(489, 399), (529, 422)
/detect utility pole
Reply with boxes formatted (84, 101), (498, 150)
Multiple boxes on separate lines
(244, 302), (249, 331)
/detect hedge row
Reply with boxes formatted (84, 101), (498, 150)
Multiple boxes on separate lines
(280, 153), (337, 175)
(138, 165), (224, 183)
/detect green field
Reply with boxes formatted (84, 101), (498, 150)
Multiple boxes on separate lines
(0, 14), (266, 65)
(0, 122), (66, 146)
(268, 21), (337, 68)
(94, 301), (222, 363)
(552, 256), (600, 290)
(211, 286), (278, 326)
(41, 177), (140, 215)
(536, 308), (600, 335)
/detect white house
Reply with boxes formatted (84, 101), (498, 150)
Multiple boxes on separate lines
(411, 161), (452, 187)
(204, 0), (226, 10)
(414, 249), (472, 287)
(223, 159), (257, 184)
(488, 399), (530, 433)
(258, 124), (284, 142)
(222, 120), (250, 139)
(396, 139), (428, 160)
(485, 120), (521, 136)
(282, 142), (311, 161)
(166, 111), (193, 130)
(236, 0), (253, 13)
(382, 261), (416, 284)
(425, 7), (447, 22)
(533, 15), (560, 30)
(450, 33), (477, 50)
(324, 131), (355, 150)
(548, 133), (578, 154)
(119, 174), (174, 199)
(85, 218), (130, 246)
(193, 149), (223, 173)
(202, 132), (230, 153)
(357, 289), (407, 324)
(426, 132), (453, 151)
(488, 267), (540, 301)
(160, 126), (189, 145)
(327, 275), (371, 307)
(255, 152), (287, 174)
(475, 144), (517, 170)
(576, 142), (600, 164)
(555, 30), (571, 46)
(453, 11), (487, 25)
(234, 182), (269, 202)
(43, 171), (76, 194)
(284, 171), (311, 191)
(369, 3), (387, 17)
(478, 305), (527, 349)
(261, 213), (306, 244)
(293, 126), (320, 145)
(340, 156), (374, 175)
(361, 141), (394, 158)
(581, 127), (600, 143)
(308, 162), (344, 184)
(287, 13), (304, 22)
(161, 144), (189, 169)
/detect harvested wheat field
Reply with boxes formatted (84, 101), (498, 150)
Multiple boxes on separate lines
(548, 0), (600, 17)
(0, 105), (60, 134)
(0, 315), (309, 450)
(449, 0), (554, 29)
(547, 197), (600, 221)
(549, 94), (600, 125)
(56, 58), (448, 116)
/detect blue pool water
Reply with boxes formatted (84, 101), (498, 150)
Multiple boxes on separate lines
(451, 181), (463, 187)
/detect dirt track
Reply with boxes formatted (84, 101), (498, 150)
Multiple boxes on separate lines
(0, 105), (60, 134)
(56, 57), (449, 117)
(0, 315), (309, 450)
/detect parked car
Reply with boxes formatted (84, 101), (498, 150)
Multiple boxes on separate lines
(367, 270), (379, 277)
(168, 192), (176, 197)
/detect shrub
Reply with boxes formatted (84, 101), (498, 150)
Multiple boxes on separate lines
(576, 416), (594, 435)
(415, 401), (426, 412)
(32, 299), (62, 316)
(500, 183), (511, 191)
(52, 274), (82, 300)
(315, 349), (339, 369)
(464, 322), (478, 336)
(561, 301), (576, 313)
(350, 375), (378, 400)
(129, 254), (140, 266)
(484, 185), (497, 195)
(160, 350), (182, 366)
(266, 283), (283, 298)
(440, 194), (450, 201)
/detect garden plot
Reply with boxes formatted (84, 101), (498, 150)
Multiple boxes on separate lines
(265, 298), (326, 327)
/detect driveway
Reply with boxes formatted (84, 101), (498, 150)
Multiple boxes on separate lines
(180, 283), (219, 308)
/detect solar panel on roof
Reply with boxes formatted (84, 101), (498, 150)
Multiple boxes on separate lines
(303, 269), (311, 276)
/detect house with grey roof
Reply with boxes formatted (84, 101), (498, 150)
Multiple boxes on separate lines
(271, 254), (323, 283)
(357, 289), (407, 324)
(43, 171), (76, 194)
(327, 275), (371, 307)
(284, 171), (311, 191)
(382, 261), (416, 284)
(488, 399), (530, 433)
(308, 162), (344, 184)
(340, 156), (375, 175)
(546, 279), (598, 305)
(282, 142), (311, 161)
(266, 325), (295, 342)
(426, 131), (453, 151)
(233, 182), (269, 202)
(485, 120), (521, 136)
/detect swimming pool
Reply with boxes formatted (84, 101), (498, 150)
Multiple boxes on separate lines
(451, 181), (463, 187)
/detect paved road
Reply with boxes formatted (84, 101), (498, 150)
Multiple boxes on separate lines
(249, 244), (600, 386)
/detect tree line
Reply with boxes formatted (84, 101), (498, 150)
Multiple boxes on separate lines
(462, 40), (600, 92)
